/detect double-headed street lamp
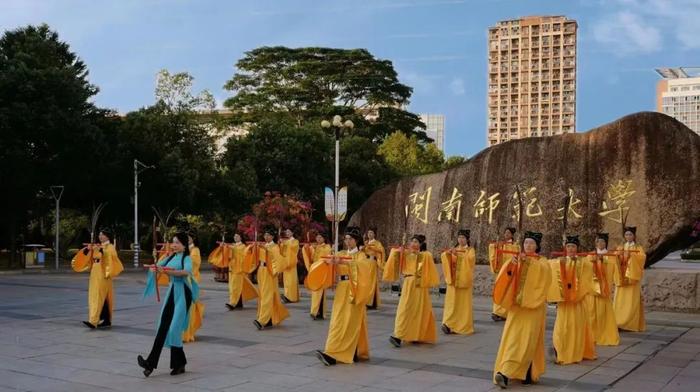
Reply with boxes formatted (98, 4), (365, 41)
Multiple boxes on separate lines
(321, 115), (354, 253)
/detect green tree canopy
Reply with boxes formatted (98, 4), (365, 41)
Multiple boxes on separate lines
(378, 131), (445, 176)
(223, 46), (429, 143)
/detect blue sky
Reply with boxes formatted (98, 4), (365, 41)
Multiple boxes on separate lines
(2, 0), (699, 157)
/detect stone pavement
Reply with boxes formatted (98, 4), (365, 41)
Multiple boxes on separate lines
(0, 272), (699, 392)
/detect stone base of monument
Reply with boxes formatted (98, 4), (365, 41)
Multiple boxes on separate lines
(471, 264), (700, 313)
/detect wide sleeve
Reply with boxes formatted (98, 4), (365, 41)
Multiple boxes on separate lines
(492, 258), (517, 309)
(377, 242), (387, 270)
(382, 248), (400, 282)
(546, 259), (563, 303)
(440, 251), (453, 286)
(183, 255), (193, 274)
(270, 246), (284, 275)
(577, 258), (594, 300)
(207, 245), (225, 268)
(626, 246), (646, 282)
(287, 241), (300, 270)
(302, 245), (314, 271)
(420, 252), (440, 288)
(520, 258), (552, 309)
(71, 247), (92, 272)
(488, 243), (498, 274)
(350, 255), (373, 306)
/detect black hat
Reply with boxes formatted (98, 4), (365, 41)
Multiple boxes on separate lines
(624, 226), (637, 235)
(457, 229), (470, 238)
(263, 226), (278, 241)
(595, 232), (609, 246)
(411, 234), (427, 251)
(505, 227), (516, 235)
(367, 226), (378, 235)
(345, 226), (364, 246)
(523, 231), (543, 252)
(99, 227), (113, 241)
(565, 235), (580, 247)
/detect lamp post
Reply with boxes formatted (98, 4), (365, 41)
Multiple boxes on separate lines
(321, 115), (354, 253)
(49, 185), (64, 270)
(134, 159), (155, 268)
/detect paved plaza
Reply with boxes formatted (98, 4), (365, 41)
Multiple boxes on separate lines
(1, 271), (699, 392)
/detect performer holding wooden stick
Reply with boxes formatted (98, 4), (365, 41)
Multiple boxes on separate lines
(440, 229), (475, 335)
(614, 226), (646, 332)
(493, 231), (551, 389)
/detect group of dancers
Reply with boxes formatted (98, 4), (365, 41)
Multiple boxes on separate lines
(72, 224), (647, 388)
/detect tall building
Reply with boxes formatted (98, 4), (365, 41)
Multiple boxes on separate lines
(487, 15), (577, 146)
(420, 114), (445, 151)
(656, 67), (700, 135)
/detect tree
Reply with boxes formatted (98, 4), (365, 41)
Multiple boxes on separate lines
(237, 192), (326, 241)
(155, 69), (215, 114)
(0, 24), (103, 262)
(444, 155), (467, 169)
(378, 131), (445, 176)
(223, 46), (429, 143)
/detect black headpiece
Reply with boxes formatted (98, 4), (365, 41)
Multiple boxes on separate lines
(595, 232), (609, 247)
(565, 235), (580, 247)
(624, 226), (637, 235)
(411, 234), (427, 251)
(457, 229), (470, 239)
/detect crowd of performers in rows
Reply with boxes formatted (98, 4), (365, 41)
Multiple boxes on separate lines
(71, 225), (646, 388)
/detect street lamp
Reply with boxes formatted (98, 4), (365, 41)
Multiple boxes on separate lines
(321, 115), (354, 253)
(49, 185), (64, 270)
(134, 159), (155, 268)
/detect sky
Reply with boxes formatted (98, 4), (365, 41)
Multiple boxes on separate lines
(2, 0), (699, 157)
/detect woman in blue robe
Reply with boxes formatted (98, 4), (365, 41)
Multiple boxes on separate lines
(138, 232), (199, 377)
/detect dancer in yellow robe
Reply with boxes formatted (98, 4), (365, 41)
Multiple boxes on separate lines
(183, 232), (205, 342)
(584, 233), (620, 346)
(384, 234), (439, 347)
(315, 227), (373, 365)
(249, 228), (289, 330)
(488, 227), (520, 321)
(613, 226), (646, 332)
(280, 229), (300, 303)
(493, 231), (551, 389)
(227, 234), (258, 310)
(440, 229), (476, 335)
(363, 227), (385, 310)
(548, 235), (596, 365)
(302, 233), (332, 320)
(72, 228), (123, 329)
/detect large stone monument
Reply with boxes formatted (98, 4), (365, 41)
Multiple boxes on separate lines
(349, 112), (700, 266)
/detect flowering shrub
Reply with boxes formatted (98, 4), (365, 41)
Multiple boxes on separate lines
(237, 192), (326, 241)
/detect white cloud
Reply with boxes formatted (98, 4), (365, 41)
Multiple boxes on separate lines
(593, 0), (700, 53)
(449, 77), (465, 95)
(592, 11), (662, 55)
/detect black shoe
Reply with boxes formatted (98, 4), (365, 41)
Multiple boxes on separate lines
(137, 355), (153, 377)
(312, 313), (324, 320)
(97, 321), (111, 329)
(523, 372), (533, 385)
(82, 321), (96, 329)
(389, 336), (402, 348)
(281, 295), (291, 304)
(366, 304), (377, 310)
(315, 350), (336, 366)
(495, 372), (508, 389)
(170, 366), (185, 376)
(491, 314), (505, 322)
(441, 324), (452, 335)
(234, 299), (244, 309)
(548, 347), (558, 363)
(225, 303), (235, 311)
(253, 320), (263, 330)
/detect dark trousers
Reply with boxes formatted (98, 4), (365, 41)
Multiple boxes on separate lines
(146, 286), (192, 369)
(99, 299), (110, 324)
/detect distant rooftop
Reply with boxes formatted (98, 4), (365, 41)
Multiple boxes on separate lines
(656, 67), (700, 79)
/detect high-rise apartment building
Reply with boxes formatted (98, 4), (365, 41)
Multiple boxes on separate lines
(656, 67), (700, 135)
(487, 16), (577, 146)
(420, 114), (445, 151)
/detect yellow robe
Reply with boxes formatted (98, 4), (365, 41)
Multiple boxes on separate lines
(493, 255), (551, 383)
(183, 246), (205, 342)
(302, 243), (332, 317)
(280, 238), (300, 302)
(322, 250), (373, 363)
(440, 246), (476, 335)
(547, 256), (597, 365)
(613, 243), (646, 332)
(584, 252), (620, 346)
(383, 249), (440, 343)
(228, 243), (259, 305)
(72, 242), (120, 326)
(488, 241), (521, 318)
(364, 239), (386, 308)
(248, 242), (289, 326)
